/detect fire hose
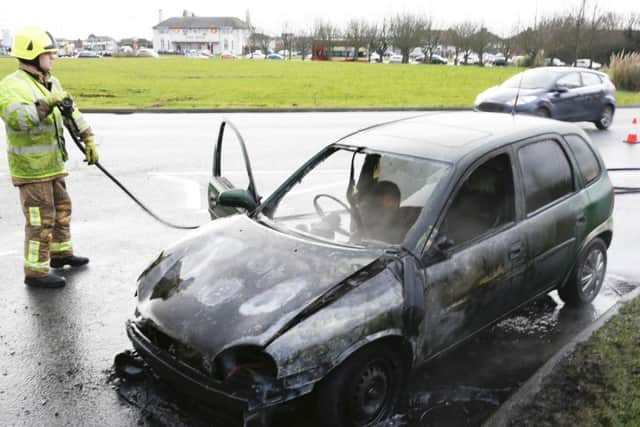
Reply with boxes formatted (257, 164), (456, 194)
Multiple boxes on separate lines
(606, 168), (640, 195)
(58, 98), (199, 230)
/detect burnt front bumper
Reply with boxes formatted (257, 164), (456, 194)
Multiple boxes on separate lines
(127, 320), (259, 413)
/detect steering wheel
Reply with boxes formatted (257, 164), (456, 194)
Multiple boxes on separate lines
(312, 194), (352, 236)
(313, 194), (351, 217)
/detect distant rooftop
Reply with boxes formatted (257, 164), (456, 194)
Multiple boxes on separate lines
(153, 17), (250, 30)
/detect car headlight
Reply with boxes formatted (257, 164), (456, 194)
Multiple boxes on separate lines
(215, 345), (277, 384)
(512, 95), (538, 105)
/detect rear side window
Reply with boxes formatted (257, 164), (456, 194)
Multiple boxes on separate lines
(565, 134), (601, 185)
(556, 72), (582, 89)
(581, 72), (602, 86)
(518, 140), (574, 214)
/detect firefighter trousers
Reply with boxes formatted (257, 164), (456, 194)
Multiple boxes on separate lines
(18, 177), (74, 277)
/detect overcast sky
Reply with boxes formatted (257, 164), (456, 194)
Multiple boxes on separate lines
(0, 0), (637, 41)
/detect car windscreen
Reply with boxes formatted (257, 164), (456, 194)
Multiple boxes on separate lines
(260, 147), (450, 248)
(501, 69), (562, 89)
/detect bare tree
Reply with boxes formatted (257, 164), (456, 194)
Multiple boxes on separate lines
(448, 21), (478, 64)
(249, 32), (271, 58)
(418, 18), (439, 61)
(281, 22), (294, 60)
(365, 20), (389, 62)
(469, 26), (493, 65)
(293, 29), (312, 60)
(389, 13), (428, 63)
(314, 20), (341, 59)
(573, 0), (588, 64)
(345, 19), (369, 60)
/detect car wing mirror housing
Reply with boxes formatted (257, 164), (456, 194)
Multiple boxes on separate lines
(218, 189), (259, 211)
(553, 85), (568, 93)
(422, 235), (454, 264)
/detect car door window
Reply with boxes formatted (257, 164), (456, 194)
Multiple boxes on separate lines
(518, 140), (574, 214)
(556, 72), (582, 89)
(565, 134), (601, 185)
(440, 154), (515, 247)
(581, 72), (602, 87)
(216, 122), (252, 191)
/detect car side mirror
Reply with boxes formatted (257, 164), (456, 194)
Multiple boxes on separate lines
(422, 235), (454, 264)
(553, 86), (568, 93)
(218, 189), (258, 211)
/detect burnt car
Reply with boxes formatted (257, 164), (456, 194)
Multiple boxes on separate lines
(474, 67), (616, 130)
(127, 112), (614, 426)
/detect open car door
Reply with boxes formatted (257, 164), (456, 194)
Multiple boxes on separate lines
(208, 120), (259, 219)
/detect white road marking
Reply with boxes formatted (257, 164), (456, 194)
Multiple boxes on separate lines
(0, 251), (17, 257)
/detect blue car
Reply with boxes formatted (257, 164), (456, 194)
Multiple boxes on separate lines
(474, 67), (616, 130)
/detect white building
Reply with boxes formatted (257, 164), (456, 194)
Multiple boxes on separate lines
(153, 16), (251, 55)
(83, 34), (118, 54)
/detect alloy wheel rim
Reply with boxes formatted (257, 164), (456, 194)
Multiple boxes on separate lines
(601, 107), (613, 127)
(580, 249), (605, 298)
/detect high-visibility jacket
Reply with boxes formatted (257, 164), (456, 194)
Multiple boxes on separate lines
(0, 69), (89, 182)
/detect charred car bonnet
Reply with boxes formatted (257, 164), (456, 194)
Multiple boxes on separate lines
(127, 112), (614, 427)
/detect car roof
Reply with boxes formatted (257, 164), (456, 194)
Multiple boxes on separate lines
(336, 111), (586, 163)
(529, 66), (607, 77)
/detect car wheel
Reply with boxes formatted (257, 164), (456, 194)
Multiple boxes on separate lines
(534, 107), (551, 118)
(316, 343), (405, 427)
(558, 238), (607, 306)
(594, 105), (614, 130)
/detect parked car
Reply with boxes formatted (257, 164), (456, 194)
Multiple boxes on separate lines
(456, 52), (479, 65)
(77, 50), (100, 58)
(428, 54), (448, 64)
(544, 57), (566, 66)
(474, 66), (616, 129)
(136, 48), (159, 58)
(185, 49), (209, 59)
(246, 50), (266, 60)
(410, 54), (425, 63)
(388, 54), (403, 63)
(574, 58), (602, 70)
(127, 112), (613, 426)
(220, 51), (238, 60)
(493, 53), (507, 66)
(266, 53), (284, 60)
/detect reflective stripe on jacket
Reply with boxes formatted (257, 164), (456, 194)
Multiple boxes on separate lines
(0, 70), (89, 180)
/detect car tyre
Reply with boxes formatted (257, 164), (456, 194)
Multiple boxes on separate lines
(534, 107), (551, 118)
(316, 343), (405, 427)
(594, 105), (614, 130)
(558, 238), (607, 306)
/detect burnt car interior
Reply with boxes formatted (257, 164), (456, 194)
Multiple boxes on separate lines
(440, 154), (515, 246)
(264, 147), (449, 247)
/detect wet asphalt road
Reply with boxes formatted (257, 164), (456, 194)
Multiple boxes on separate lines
(1, 110), (639, 426)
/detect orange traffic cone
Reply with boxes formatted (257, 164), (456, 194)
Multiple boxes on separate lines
(625, 117), (638, 144)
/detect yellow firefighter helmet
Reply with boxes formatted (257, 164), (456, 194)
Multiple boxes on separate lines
(11, 27), (58, 60)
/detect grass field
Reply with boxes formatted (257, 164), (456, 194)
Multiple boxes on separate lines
(0, 56), (638, 109)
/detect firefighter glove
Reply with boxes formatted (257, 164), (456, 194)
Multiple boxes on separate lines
(84, 136), (99, 165)
(46, 91), (70, 107)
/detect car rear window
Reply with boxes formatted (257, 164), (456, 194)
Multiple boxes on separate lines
(564, 134), (601, 185)
(518, 140), (574, 214)
(581, 72), (602, 86)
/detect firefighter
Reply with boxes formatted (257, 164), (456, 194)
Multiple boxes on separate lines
(0, 28), (99, 288)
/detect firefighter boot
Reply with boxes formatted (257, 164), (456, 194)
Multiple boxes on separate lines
(24, 273), (66, 288)
(50, 255), (90, 269)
